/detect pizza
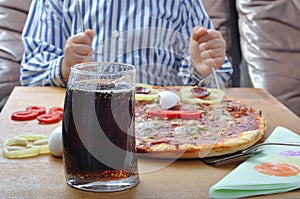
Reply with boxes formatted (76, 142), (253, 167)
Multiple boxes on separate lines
(134, 84), (266, 159)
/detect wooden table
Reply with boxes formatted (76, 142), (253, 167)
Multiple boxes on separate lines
(0, 86), (300, 199)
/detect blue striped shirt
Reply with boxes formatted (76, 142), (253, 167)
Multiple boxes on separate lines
(21, 0), (233, 87)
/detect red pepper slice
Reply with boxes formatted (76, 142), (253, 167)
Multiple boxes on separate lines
(11, 110), (39, 121)
(37, 112), (62, 124)
(147, 110), (202, 120)
(49, 107), (63, 118)
(25, 106), (46, 115)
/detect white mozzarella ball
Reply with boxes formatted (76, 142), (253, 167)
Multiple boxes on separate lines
(48, 126), (63, 157)
(158, 91), (180, 109)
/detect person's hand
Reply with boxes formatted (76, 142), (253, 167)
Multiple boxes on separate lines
(189, 26), (226, 76)
(61, 29), (94, 81)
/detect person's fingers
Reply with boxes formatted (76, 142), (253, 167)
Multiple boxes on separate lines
(84, 29), (94, 41)
(198, 38), (222, 52)
(72, 44), (93, 56)
(196, 30), (221, 44)
(63, 52), (84, 65)
(61, 30), (94, 82)
(191, 26), (207, 40)
(63, 44), (93, 68)
(200, 48), (224, 60)
(70, 31), (93, 44)
(203, 57), (225, 69)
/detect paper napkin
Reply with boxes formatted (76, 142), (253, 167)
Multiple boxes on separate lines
(209, 126), (300, 199)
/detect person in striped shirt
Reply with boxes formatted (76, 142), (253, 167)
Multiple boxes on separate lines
(21, 0), (233, 87)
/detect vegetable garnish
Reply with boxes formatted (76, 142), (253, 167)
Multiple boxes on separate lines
(135, 83), (159, 101)
(147, 110), (202, 120)
(11, 106), (63, 124)
(11, 105), (46, 121)
(49, 107), (63, 116)
(2, 134), (50, 159)
(37, 112), (62, 124)
(11, 110), (39, 121)
(25, 106), (46, 115)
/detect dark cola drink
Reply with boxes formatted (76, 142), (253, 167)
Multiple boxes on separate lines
(62, 81), (139, 192)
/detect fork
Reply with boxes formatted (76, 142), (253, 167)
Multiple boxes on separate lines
(201, 142), (300, 166)
(211, 66), (220, 90)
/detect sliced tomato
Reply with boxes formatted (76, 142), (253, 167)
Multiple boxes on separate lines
(25, 106), (46, 115)
(147, 110), (202, 120)
(11, 110), (39, 121)
(37, 112), (62, 124)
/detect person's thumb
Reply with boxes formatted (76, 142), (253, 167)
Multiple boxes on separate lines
(84, 29), (94, 42)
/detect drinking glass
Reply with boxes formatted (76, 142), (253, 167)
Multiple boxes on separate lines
(62, 62), (139, 192)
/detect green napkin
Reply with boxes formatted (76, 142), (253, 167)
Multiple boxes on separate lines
(209, 126), (300, 199)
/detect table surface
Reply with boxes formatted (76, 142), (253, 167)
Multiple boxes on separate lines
(0, 86), (300, 199)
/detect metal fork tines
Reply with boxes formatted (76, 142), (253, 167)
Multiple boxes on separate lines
(201, 142), (300, 166)
(211, 67), (220, 90)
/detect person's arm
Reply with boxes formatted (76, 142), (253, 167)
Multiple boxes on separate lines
(178, 0), (233, 85)
(21, 0), (66, 87)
